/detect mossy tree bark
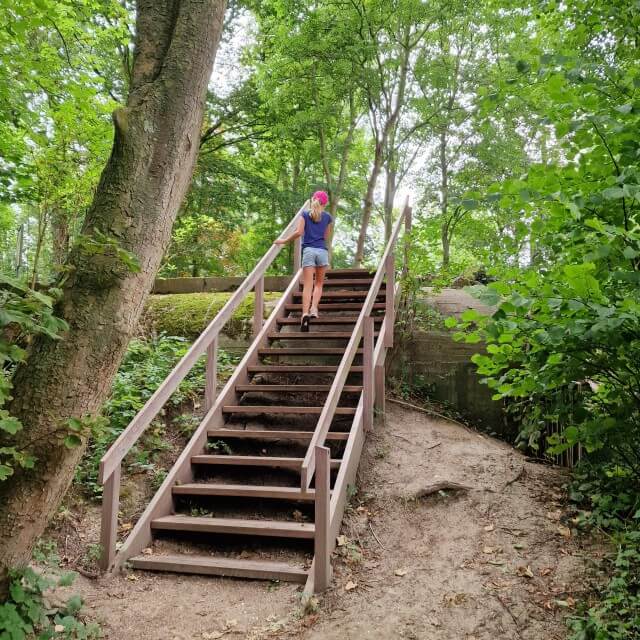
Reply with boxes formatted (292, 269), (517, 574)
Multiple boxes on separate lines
(0, 0), (226, 595)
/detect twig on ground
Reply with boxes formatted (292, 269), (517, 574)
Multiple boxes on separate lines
(409, 481), (472, 499)
(387, 397), (471, 431)
(494, 594), (523, 639)
(368, 522), (386, 550)
(502, 465), (526, 491)
(391, 433), (413, 444)
(426, 442), (442, 450)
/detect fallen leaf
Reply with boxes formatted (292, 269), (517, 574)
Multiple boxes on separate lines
(484, 524), (495, 532)
(224, 619), (238, 629)
(483, 547), (495, 554)
(487, 560), (505, 566)
(557, 525), (571, 539)
(292, 510), (304, 522)
(336, 535), (348, 547)
(394, 568), (408, 577)
(517, 565), (534, 578)
(345, 580), (357, 591)
(126, 574), (139, 582)
(142, 547), (153, 555)
(539, 567), (553, 576)
(513, 543), (526, 550)
(119, 522), (133, 532)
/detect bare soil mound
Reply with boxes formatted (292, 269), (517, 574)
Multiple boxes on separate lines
(52, 403), (599, 639)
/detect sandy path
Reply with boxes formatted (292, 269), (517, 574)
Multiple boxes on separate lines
(55, 403), (596, 639)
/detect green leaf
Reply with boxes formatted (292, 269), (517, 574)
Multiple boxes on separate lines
(63, 434), (82, 449)
(0, 416), (22, 435)
(0, 464), (13, 480)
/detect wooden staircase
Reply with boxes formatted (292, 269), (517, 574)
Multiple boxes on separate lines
(98, 202), (411, 596)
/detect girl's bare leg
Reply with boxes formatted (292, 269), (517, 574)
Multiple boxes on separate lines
(311, 266), (326, 314)
(302, 267), (314, 316)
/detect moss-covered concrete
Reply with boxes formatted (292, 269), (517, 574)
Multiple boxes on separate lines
(142, 292), (280, 341)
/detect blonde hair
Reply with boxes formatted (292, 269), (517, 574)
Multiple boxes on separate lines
(309, 197), (323, 223)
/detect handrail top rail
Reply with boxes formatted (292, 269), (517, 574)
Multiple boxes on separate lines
(300, 200), (411, 488)
(98, 200), (309, 484)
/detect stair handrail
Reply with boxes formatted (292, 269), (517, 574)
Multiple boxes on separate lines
(98, 200), (307, 486)
(300, 200), (412, 490)
(96, 202), (308, 572)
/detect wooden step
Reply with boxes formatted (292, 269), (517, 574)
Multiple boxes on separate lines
(151, 515), (315, 539)
(222, 405), (356, 415)
(267, 332), (377, 340)
(173, 483), (319, 500)
(325, 269), (374, 278)
(130, 553), (308, 583)
(208, 428), (349, 441)
(293, 291), (382, 300)
(191, 455), (341, 470)
(247, 364), (364, 373)
(277, 317), (383, 325)
(235, 384), (363, 393)
(305, 278), (378, 287)
(258, 348), (361, 356)
(285, 303), (384, 311)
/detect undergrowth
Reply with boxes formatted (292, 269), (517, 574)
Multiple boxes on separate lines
(567, 464), (640, 640)
(0, 543), (100, 639)
(75, 334), (239, 498)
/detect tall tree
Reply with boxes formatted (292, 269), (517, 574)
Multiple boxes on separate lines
(0, 0), (227, 595)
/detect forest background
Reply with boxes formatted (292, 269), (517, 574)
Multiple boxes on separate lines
(0, 1), (639, 638)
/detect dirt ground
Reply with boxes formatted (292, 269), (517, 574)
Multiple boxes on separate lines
(50, 402), (601, 640)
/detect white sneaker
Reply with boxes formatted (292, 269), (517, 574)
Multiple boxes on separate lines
(310, 306), (319, 318)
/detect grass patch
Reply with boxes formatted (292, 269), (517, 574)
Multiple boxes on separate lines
(143, 292), (280, 340)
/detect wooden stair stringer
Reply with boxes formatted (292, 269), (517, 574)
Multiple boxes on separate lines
(112, 269), (302, 571)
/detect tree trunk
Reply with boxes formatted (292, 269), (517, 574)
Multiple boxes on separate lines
(0, 0), (226, 596)
(354, 140), (384, 266)
(51, 208), (70, 272)
(439, 130), (450, 269)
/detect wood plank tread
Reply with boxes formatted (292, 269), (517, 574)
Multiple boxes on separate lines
(267, 332), (377, 340)
(258, 348), (361, 355)
(285, 303), (385, 311)
(130, 554), (308, 583)
(304, 278), (378, 287)
(173, 483), (319, 500)
(235, 384), (363, 392)
(292, 291), (381, 299)
(207, 429), (349, 441)
(222, 405), (356, 415)
(248, 365), (364, 373)
(277, 317), (382, 325)
(191, 455), (341, 470)
(150, 515), (315, 539)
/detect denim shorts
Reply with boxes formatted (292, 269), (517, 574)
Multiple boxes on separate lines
(302, 247), (329, 268)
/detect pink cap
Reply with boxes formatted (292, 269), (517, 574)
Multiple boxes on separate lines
(312, 190), (329, 206)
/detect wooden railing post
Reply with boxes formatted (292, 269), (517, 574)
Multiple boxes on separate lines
(204, 337), (218, 412)
(374, 363), (385, 417)
(99, 464), (121, 570)
(293, 235), (302, 273)
(314, 445), (331, 592)
(385, 252), (395, 348)
(363, 316), (374, 431)
(253, 276), (264, 338)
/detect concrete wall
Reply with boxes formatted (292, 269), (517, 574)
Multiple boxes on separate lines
(389, 288), (510, 436)
(390, 330), (508, 435)
(153, 276), (291, 294)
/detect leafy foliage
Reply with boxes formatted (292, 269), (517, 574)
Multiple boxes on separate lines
(0, 566), (100, 639)
(76, 335), (239, 497)
(0, 275), (67, 480)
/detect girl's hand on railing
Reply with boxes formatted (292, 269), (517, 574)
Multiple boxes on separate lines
(273, 239), (287, 246)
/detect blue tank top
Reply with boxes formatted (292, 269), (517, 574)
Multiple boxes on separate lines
(302, 210), (332, 250)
